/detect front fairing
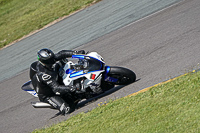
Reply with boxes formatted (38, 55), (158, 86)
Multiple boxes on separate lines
(62, 52), (105, 86)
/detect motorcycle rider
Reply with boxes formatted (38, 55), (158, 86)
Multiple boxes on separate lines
(30, 48), (85, 115)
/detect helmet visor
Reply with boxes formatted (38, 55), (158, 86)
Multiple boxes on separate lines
(41, 57), (56, 65)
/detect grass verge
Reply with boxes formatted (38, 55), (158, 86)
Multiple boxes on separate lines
(0, 0), (101, 49)
(33, 71), (200, 133)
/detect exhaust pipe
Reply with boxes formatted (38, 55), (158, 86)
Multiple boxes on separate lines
(31, 102), (55, 109)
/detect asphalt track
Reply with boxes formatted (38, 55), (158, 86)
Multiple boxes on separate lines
(1, 0), (200, 132)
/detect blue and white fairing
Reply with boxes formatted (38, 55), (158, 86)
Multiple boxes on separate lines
(62, 52), (105, 90)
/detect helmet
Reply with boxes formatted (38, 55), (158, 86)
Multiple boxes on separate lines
(37, 48), (55, 69)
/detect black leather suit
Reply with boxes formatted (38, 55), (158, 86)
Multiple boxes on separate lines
(31, 50), (84, 114)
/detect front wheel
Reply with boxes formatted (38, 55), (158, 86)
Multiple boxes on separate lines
(107, 66), (136, 85)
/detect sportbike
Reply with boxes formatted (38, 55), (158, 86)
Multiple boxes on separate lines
(22, 52), (136, 112)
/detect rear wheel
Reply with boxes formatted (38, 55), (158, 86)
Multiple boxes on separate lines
(107, 66), (136, 85)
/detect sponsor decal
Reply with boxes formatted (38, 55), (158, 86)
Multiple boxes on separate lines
(42, 74), (51, 81)
(90, 74), (96, 80)
(47, 80), (52, 84)
(47, 99), (57, 108)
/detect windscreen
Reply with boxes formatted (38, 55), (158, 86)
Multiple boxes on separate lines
(69, 56), (103, 72)
(86, 57), (102, 72)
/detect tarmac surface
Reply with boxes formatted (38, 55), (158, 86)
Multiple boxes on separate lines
(1, 0), (200, 132)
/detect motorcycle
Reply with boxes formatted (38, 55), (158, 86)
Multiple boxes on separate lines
(21, 52), (136, 112)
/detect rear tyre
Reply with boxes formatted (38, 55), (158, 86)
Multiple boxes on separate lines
(107, 66), (136, 85)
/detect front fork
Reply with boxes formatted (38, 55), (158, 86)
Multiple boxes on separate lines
(103, 66), (118, 83)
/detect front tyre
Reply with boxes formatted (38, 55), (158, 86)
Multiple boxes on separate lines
(107, 66), (136, 85)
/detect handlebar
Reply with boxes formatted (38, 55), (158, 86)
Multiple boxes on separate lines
(70, 59), (89, 71)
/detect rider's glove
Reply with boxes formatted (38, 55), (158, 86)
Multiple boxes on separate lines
(70, 83), (81, 92)
(70, 86), (76, 92)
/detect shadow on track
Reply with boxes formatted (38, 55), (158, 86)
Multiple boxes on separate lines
(50, 78), (140, 119)
(50, 85), (125, 119)
(77, 85), (125, 109)
(76, 78), (140, 110)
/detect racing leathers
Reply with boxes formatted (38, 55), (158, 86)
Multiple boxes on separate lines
(31, 50), (85, 115)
